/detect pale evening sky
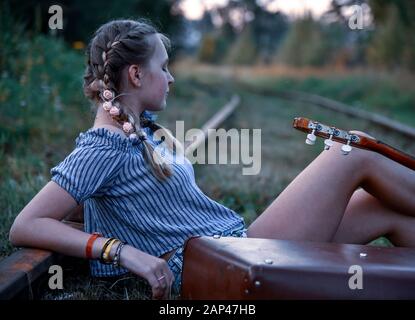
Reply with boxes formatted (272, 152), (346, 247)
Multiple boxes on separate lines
(179, 0), (333, 20)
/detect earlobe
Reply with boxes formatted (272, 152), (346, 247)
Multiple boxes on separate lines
(136, 73), (142, 87)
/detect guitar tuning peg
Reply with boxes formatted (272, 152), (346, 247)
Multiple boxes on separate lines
(341, 138), (352, 155)
(306, 129), (316, 145)
(324, 133), (334, 150)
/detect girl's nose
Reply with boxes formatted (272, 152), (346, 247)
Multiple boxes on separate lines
(168, 72), (174, 85)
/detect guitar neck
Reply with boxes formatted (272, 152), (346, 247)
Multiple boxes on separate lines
(360, 137), (415, 170)
(293, 117), (415, 171)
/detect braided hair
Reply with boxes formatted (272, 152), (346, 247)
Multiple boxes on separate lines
(83, 19), (183, 181)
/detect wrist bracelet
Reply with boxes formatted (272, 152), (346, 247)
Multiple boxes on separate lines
(100, 237), (117, 264)
(113, 242), (126, 267)
(85, 232), (102, 259)
(103, 238), (120, 264)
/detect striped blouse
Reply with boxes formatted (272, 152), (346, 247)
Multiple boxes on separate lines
(50, 126), (245, 277)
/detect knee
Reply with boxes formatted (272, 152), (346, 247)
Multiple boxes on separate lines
(387, 216), (413, 247)
(323, 139), (375, 174)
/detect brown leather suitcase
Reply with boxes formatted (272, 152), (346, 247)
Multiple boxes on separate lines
(181, 236), (415, 299)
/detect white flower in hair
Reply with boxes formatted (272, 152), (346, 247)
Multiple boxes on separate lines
(109, 106), (120, 116)
(103, 89), (113, 100)
(123, 122), (134, 133)
(103, 101), (112, 111)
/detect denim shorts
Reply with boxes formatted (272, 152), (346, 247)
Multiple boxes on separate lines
(167, 223), (248, 296)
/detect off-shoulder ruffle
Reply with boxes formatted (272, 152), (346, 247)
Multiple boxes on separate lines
(75, 127), (137, 152)
(75, 126), (161, 152)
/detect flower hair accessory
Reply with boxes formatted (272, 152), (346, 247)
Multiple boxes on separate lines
(96, 48), (146, 145)
(103, 101), (112, 111)
(109, 106), (120, 116)
(103, 89), (114, 100)
(123, 122), (134, 134)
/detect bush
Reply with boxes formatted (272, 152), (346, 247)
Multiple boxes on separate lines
(0, 11), (90, 259)
(225, 25), (257, 65)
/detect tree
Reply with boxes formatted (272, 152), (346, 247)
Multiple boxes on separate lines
(225, 24), (257, 65)
(326, 0), (415, 70)
(367, 0), (415, 70)
(6, 0), (185, 55)
(278, 14), (332, 67)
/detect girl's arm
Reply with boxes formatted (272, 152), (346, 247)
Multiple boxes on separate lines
(9, 181), (103, 257)
(9, 180), (174, 299)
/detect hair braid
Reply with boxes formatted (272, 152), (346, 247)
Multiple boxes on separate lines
(83, 19), (178, 181)
(101, 37), (174, 181)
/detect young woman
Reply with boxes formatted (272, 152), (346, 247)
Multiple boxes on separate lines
(9, 19), (415, 300)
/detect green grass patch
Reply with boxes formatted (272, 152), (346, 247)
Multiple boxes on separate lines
(239, 73), (415, 127)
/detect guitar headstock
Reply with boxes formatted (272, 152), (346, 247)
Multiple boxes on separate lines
(293, 117), (364, 155)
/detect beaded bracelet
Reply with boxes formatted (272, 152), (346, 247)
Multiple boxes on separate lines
(112, 241), (126, 268)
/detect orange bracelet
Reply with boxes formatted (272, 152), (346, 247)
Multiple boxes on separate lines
(86, 232), (102, 259)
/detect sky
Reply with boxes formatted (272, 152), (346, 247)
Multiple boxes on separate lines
(179, 0), (333, 20)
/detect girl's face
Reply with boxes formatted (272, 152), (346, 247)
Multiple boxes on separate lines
(137, 34), (174, 112)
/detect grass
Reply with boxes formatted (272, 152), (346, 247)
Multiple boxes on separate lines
(176, 60), (415, 127)
(39, 259), (164, 300)
(1, 37), (414, 299)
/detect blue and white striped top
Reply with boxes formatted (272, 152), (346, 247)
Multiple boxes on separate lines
(50, 126), (245, 277)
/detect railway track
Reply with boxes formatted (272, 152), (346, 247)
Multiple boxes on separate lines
(235, 80), (415, 139)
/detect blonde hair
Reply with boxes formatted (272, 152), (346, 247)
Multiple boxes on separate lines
(83, 19), (183, 181)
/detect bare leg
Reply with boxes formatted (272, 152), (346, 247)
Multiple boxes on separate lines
(247, 142), (415, 242)
(333, 189), (415, 247)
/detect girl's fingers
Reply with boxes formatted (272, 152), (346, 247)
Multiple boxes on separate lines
(151, 269), (173, 299)
(148, 274), (166, 300)
(138, 257), (176, 299)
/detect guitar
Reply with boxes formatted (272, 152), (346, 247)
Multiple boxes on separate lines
(293, 117), (415, 171)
